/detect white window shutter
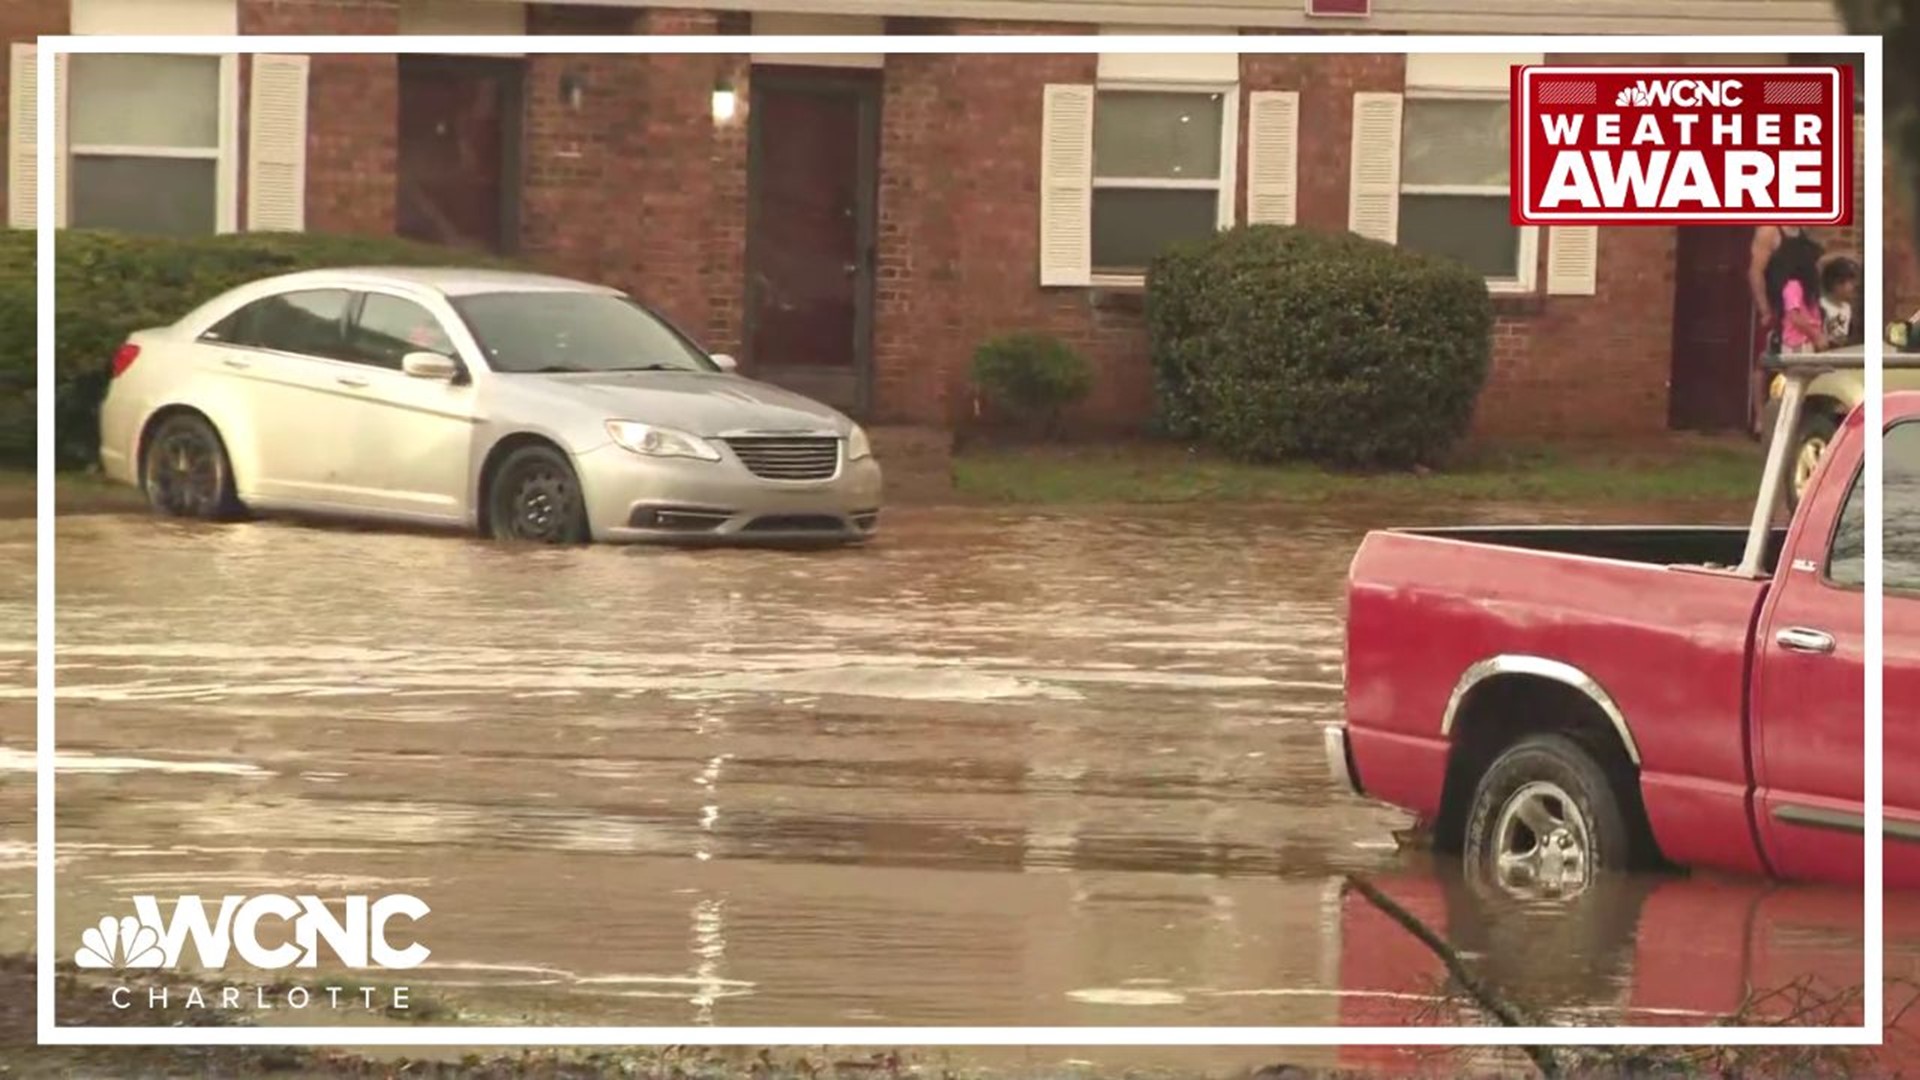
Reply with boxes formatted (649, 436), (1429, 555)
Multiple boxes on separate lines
(1246, 91), (1299, 226)
(1546, 226), (1598, 296)
(1039, 83), (1094, 287)
(1348, 91), (1402, 244)
(8, 44), (61, 230)
(247, 54), (309, 232)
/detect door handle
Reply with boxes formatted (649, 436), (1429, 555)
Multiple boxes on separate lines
(1776, 627), (1836, 654)
(336, 375), (369, 389)
(221, 357), (251, 370)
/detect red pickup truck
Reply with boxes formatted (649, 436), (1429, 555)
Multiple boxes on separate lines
(1331, 354), (1916, 894)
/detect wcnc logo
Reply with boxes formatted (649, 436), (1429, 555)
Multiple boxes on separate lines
(76, 894), (431, 971)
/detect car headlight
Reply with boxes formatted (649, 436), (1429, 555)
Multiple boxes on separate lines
(846, 425), (873, 461)
(605, 421), (721, 462)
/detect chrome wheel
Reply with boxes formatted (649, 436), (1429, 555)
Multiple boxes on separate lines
(1792, 432), (1828, 501)
(1491, 780), (1592, 898)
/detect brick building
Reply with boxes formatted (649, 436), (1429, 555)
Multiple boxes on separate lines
(1, 0), (1906, 438)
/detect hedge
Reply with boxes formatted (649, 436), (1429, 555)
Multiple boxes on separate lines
(0, 229), (517, 469)
(1144, 225), (1494, 469)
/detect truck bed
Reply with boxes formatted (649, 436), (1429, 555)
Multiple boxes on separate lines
(1394, 525), (1788, 575)
(1344, 527), (1776, 876)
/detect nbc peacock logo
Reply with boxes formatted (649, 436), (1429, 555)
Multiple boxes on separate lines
(76, 914), (166, 969)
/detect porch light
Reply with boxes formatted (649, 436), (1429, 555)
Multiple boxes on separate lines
(712, 78), (738, 124)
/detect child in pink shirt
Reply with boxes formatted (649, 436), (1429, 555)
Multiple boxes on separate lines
(1778, 269), (1825, 354)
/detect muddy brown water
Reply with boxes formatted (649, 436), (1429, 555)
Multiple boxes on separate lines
(0, 501), (1905, 1062)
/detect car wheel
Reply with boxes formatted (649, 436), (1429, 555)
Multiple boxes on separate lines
(486, 445), (588, 544)
(141, 413), (240, 521)
(1787, 411), (1840, 513)
(1463, 734), (1637, 901)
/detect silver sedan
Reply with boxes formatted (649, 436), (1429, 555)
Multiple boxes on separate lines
(97, 267), (883, 544)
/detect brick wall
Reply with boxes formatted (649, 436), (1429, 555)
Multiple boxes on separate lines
(517, 7), (749, 353)
(240, 0), (399, 235)
(26, 10), (1913, 439)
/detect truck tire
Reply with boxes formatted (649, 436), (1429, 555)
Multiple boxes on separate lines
(1787, 411), (1840, 513)
(1463, 733), (1637, 899)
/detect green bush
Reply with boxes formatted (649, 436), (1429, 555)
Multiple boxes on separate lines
(969, 331), (1092, 437)
(1145, 225), (1494, 469)
(0, 229), (517, 469)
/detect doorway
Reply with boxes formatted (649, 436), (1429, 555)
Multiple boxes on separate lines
(1669, 226), (1758, 431)
(397, 56), (525, 254)
(745, 67), (880, 417)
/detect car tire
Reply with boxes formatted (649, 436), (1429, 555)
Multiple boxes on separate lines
(1786, 411), (1841, 513)
(141, 412), (241, 521)
(485, 444), (589, 545)
(1463, 733), (1639, 901)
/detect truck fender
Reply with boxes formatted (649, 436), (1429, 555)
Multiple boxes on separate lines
(1440, 654), (1642, 766)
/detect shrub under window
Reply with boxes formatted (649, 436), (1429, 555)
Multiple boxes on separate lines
(1145, 224), (1494, 469)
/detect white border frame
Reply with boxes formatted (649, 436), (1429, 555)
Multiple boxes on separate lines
(35, 31), (1884, 1049)
(1516, 65), (1851, 224)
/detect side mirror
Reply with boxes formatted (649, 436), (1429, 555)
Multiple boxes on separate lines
(710, 353), (739, 373)
(402, 351), (461, 381)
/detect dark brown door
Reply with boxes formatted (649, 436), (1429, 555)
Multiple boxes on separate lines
(1669, 226), (1758, 431)
(746, 68), (879, 417)
(397, 56), (524, 254)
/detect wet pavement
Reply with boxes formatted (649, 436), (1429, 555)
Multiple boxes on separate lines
(0, 500), (1905, 1055)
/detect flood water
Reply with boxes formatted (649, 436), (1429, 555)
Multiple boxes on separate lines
(0, 502), (1910, 1061)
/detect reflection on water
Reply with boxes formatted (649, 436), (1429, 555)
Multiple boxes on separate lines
(0, 500), (1900, 1041)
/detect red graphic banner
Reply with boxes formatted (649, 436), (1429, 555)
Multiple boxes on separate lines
(1511, 65), (1852, 226)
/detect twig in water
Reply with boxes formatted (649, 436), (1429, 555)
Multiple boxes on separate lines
(1343, 874), (1562, 1079)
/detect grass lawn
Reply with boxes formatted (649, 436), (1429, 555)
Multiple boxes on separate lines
(952, 435), (1765, 508)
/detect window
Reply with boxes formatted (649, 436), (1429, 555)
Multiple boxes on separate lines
(66, 53), (233, 234)
(450, 292), (716, 375)
(347, 294), (456, 369)
(1394, 54), (1540, 292)
(1091, 89), (1232, 276)
(1827, 421), (1920, 593)
(205, 289), (351, 359)
(1399, 95), (1532, 286)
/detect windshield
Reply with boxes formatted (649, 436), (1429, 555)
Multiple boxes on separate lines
(451, 291), (717, 375)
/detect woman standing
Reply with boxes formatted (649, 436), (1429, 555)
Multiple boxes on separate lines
(1746, 225), (1825, 432)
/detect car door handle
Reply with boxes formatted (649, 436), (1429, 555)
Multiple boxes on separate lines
(1776, 627), (1836, 654)
(221, 357), (251, 370)
(336, 375), (369, 389)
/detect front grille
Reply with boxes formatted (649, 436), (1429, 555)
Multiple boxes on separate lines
(724, 437), (840, 481)
(743, 514), (844, 533)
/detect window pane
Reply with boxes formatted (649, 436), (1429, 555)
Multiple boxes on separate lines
(1093, 91), (1224, 180)
(215, 290), (351, 358)
(69, 54), (220, 149)
(349, 294), (456, 370)
(1830, 420), (1920, 592)
(1398, 194), (1520, 279)
(69, 156), (217, 236)
(1402, 98), (1510, 188)
(1091, 188), (1219, 273)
